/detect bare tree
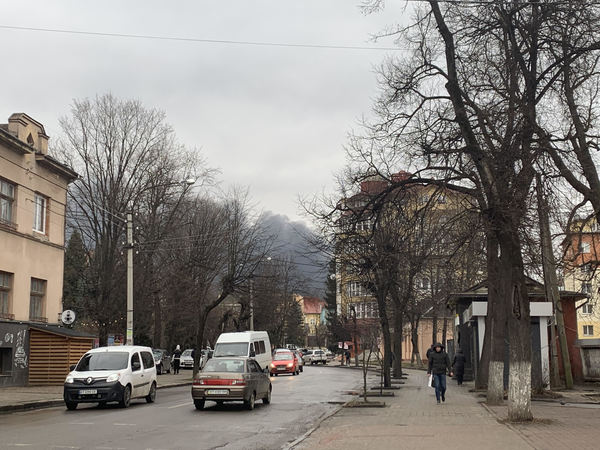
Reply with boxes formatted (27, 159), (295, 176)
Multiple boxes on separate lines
(57, 94), (205, 345)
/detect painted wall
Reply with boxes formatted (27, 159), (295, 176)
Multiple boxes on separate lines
(0, 322), (29, 387)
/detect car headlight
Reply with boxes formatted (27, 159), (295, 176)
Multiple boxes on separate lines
(106, 373), (121, 383)
(65, 376), (74, 384)
(270, 363), (275, 368)
(287, 363), (293, 368)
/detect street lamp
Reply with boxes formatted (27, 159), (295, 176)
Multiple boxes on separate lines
(125, 177), (196, 345)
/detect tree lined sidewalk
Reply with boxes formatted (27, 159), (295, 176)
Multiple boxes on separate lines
(295, 369), (600, 450)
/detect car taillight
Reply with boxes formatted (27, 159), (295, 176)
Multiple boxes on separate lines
(232, 379), (246, 386)
(193, 379), (205, 385)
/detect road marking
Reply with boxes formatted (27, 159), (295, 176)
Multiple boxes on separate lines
(167, 401), (192, 409)
(7, 445), (33, 447)
(68, 422), (94, 425)
(113, 422), (136, 426)
(52, 446), (80, 449)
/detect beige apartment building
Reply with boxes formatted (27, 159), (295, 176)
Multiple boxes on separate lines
(0, 113), (80, 386)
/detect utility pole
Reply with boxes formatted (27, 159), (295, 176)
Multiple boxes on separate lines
(126, 212), (134, 345)
(249, 278), (254, 331)
(536, 175), (573, 389)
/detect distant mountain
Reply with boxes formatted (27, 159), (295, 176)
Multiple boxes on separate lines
(260, 212), (328, 298)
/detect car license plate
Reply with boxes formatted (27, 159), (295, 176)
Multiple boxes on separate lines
(79, 389), (97, 395)
(206, 389), (228, 395)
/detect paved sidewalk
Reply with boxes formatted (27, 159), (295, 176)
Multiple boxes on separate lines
(0, 371), (193, 413)
(296, 369), (600, 450)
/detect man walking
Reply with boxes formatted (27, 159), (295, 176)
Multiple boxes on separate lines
(427, 342), (453, 404)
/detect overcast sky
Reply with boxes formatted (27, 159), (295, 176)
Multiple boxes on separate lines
(1, 0), (411, 223)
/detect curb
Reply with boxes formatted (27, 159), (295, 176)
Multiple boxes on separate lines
(0, 381), (192, 414)
(282, 399), (350, 450)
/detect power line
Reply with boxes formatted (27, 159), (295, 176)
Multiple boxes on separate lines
(0, 24), (402, 52)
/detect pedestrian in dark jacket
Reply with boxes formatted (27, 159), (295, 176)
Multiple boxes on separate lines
(427, 342), (452, 404)
(426, 344), (435, 361)
(452, 348), (466, 386)
(172, 345), (182, 375)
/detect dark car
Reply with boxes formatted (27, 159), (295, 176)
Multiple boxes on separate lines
(152, 349), (171, 374)
(191, 357), (271, 410)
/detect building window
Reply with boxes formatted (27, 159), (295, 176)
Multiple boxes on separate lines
(30, 278), (47, 322)
(582, 303), (593, 315)
(0, 179), (15, 226)
(582, 282), (593, 294)
(583, 325), (594, 337)
(33, 194), (47, 233)
(346, 281), (368, 297)
(0, 271), (12, 319)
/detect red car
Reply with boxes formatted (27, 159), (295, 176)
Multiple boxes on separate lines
(270, 350), (299, 376)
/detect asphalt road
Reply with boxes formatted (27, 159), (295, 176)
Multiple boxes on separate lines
(0, 365), (362, 450)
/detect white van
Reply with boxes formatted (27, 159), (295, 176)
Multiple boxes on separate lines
(63, 345), (157, 410)
(213, 331), (272, 371)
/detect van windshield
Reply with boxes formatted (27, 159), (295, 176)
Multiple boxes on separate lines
(214, 343), (248, 357)
(76, 352), (129, 371)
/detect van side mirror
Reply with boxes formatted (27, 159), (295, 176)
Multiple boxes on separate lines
(249, 350), (256, 357)
(69, 364), (76, 371)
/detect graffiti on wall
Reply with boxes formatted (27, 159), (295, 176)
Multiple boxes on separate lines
(1, 332), (14, 346)
(13, 330), (28, 369)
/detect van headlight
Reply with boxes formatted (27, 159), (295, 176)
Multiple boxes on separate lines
(106, 373), (120, 383)
(65, 376), (74, 384)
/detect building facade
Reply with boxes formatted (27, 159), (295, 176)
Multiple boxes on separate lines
(562, 218), (600, 339)
(0, 113), (78, 386)
(295, 295), (327, 347)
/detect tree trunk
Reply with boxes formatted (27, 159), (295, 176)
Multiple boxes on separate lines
(410, 318), (421, 365)
(193, 310), (208, 377)
(153, 293), (162, 347)
(501, 227), (533, 422)
(487, 233), (507, 405)
(432, 312), (438, 346)
(536, 175), (572, 389)
(393, 309), (403, 378)
(441, 316), (448, 347)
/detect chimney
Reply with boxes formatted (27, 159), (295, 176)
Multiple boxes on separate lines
(7, 113), (49, 155)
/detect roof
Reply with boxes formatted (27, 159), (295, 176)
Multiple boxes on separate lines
(301, 296), (326, 315)
(27, 322), (96, 339)
(449, 276), (588, 304)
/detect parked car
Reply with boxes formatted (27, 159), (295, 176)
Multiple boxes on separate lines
(293, 350), (304, 372)
(304, 349), (327, 365)
(325, 350), (334, 361)
(180, 348), (195, 369)
(152, 348), (171, 374)
(270, 349), (299, 376)
(213, 331), (272, 372)
(192, 357), (271, 410)
(64, 345), (157, 410)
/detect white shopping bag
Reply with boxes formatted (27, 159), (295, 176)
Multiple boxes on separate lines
(428, 374), (433, 387)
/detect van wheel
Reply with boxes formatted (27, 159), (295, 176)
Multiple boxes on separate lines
(194, 399), (205, 410)
(245, 392), (256, 410)
(146, 382), (156, 403)
(119, 385), (131, 408)
(263, 385), (272, 405)
(65, 401), (78, 410)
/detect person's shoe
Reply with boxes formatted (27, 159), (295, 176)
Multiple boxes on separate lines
(442, 393), (445, 402)
(437, 399), (441, 404)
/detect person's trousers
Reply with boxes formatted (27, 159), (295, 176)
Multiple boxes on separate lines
(456, 372), (464, 385)
(174, 359), (180, 374)
(433, 373), (447, 401)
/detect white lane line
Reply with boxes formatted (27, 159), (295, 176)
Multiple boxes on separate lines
(52, 446), (80, 449)
(167, 401), (192, 409)
(68, 422), (94, 425)
(112, 422), (136, 426)
(7, 445), (33, 447)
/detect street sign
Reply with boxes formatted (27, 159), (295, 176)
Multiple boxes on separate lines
(61, 310), (76, 325)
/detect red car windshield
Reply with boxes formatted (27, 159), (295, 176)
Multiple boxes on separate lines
(274, 352), (293, 361)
